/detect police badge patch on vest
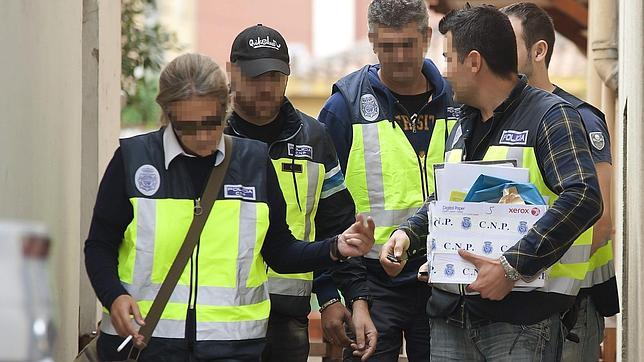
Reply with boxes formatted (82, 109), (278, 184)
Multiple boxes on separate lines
(134, 164), (161, 196)
(446, 106), (460, 120)
(589, 132), (606, 150)
(287, 143), (313, 159)
(224, 184), (256, 201)
(360, 94), (379, 122)
(499, 130), (529, 146)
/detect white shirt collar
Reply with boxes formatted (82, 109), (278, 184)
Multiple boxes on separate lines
(162, 126), (225, 170)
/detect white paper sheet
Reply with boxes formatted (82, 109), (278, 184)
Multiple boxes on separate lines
(434, 161), (529, 201)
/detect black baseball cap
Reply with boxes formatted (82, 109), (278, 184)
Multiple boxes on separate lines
(230, 24), (290, 77)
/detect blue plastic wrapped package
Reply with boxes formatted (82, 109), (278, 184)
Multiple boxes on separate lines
(463, 175), (546, 205)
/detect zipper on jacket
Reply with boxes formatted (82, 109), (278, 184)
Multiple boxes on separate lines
(416, 153), (427, 201)
(194, 197), (203, 216)
(422, 152), (430, 200)
(394, 100), (432, 200)
(186, 170), (213, 339)
(410, 113), (418, 133)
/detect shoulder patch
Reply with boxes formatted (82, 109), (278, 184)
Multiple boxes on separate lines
(135, 164), (160, 196)
(589, 132), (606, 151)
(224, 184), (256, 201)
(360, 94), (379, 122)
(499, 130), (529, 146)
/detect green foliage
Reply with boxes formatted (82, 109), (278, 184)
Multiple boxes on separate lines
(121, 0), (180, 126)
(121, 71), (161, 127)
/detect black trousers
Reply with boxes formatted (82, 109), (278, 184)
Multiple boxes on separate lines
(344, 279), (431, 362)
(261, 311), (310, 362)
(97, 333), (265, 362)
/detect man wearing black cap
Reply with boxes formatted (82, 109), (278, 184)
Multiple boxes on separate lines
(226, 25), (377, 362)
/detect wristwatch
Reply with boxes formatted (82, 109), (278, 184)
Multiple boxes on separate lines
(499, 256), (521, 281)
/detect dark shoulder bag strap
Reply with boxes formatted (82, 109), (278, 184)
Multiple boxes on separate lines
(128, 135), (233, 360)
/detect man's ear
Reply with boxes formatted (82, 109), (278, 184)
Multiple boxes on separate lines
(467, 50), (482, 74)
(533, 40), (549, 64)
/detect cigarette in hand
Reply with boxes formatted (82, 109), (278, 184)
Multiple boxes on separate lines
(117, 335), (133, 352)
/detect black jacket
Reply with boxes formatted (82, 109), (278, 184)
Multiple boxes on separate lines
(226, 99), (364, 316)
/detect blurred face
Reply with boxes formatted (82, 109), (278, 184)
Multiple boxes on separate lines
(442, 32), (475, 104)
(230, 65), (287, 123)
(370, 22), (429, 83)
(509, 16), (533, 78)
(166, 96), (225, 157)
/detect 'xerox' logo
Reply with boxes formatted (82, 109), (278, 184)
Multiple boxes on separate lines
(508, 208), (530, 214)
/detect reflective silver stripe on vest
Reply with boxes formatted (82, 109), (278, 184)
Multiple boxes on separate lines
(361, 123), (421, 258)
(361, 207), (420, 233)
(266, 278), (313, 297)
(557, 244), (592, 264)
(303, 161), (321, 242)
(362, 124), (385, 229)
(237, 201), (258, 289)
(100, 311), (140, 336)
(115, 281), (268, 307)
(133, 198), (156, 290)
(506, 147), (525, 167)
(100, 312), (268, 341)
(538, 276), (581, 296)
(581, 261), (615, 289)
(154, 319), (268, 340)
(197, 319), (268, 341)
(101, 199), (269, 341)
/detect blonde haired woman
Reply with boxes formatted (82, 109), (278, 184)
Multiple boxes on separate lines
(84, 53), (374, 361)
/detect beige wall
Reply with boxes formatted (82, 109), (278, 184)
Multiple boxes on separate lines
(80, 0), (121, 339)
(617, 0), (644, 360)
(0, 2), (83, 360)
(0, 1), (120, 360)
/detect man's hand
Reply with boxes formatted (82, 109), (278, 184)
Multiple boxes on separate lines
(379, 229), (410, 277)
(337, 214), (376, 258)
(320, 302), (353, 347)
(350, 300), (377, 361)
(417, 261), (429, 283)
(458, 249), (515, 300)
(110, 294), (146, 347)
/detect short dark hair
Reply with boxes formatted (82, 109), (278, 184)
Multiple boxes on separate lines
(501, 2), (555, 67)
(438, 5), (517, 78)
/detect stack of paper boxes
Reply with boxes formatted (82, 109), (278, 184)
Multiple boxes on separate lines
(427, 162), (547, 289)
